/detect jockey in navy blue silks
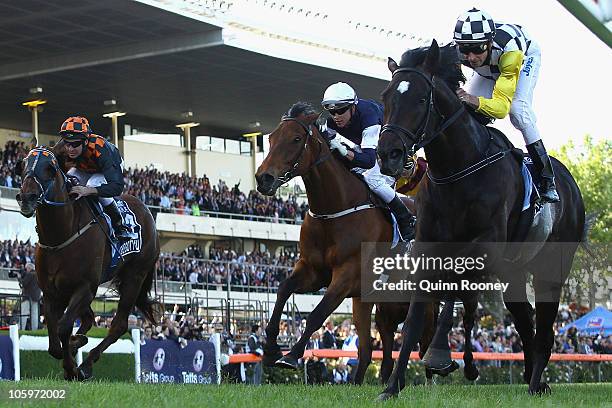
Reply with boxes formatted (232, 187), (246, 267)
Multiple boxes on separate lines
(57, 116), (137, 242)
(321, 82), (415, 241)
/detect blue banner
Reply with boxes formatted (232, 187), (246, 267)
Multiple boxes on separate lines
(140, 339), (216, 384)
(0, 336), (15, 381)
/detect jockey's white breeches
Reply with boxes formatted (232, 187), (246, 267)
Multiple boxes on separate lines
(467, 42), (542, 145)
(67, 168), (114, 206)
(353, 161), (398, 203)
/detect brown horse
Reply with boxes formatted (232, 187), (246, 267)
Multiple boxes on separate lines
(16, 146), (160, 381)
(255, 102), (435, 384)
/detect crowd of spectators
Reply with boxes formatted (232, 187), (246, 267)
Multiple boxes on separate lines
(0, 140), (27, 188)
(0, 239), (35, 270)
(0, 141), (309, 223)
(160, 244), (298, 290)
(124, 166), (308, 222)
(0, 240), (297, 290)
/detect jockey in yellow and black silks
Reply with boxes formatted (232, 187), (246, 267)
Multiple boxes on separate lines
(453, 8), (559, 203)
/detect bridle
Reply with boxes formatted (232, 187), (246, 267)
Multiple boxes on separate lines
(275, 116), (331, 185)
(380, 67), (465, 167)
(381, 66), (511, 185)
(18, 148), (70, 207)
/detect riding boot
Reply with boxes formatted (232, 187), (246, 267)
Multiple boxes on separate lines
(526, 140), (560, 203)
(388, 195), (416, 242)
(103, 200), (137, 242)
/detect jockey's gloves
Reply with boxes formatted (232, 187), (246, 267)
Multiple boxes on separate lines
(329, 137), (349, 157)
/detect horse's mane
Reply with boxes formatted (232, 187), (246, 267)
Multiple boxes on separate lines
(285, 101), (318, 119)
(398, 44), (465, 91)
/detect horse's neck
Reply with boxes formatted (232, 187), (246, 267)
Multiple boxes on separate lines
(425, 93), (490, 176)
(35, 177), (77, 246)
(302, 155), (369, 214)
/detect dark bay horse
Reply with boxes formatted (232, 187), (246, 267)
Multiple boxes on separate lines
(255, 102), (435, 384)
(16, 147), (160, 380)
(376, 40), (586, 398)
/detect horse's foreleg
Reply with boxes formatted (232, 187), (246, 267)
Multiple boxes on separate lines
(78, 275), (144, 381)
(275, 269), (352, 370)
(70, 306), (94, 354)
(44, 295), (66, 360)
(264, 259), (322, 366)
(57, 285), (94, 380)
(377, 307), (396, 385)
(378, 300), (426, 401)
(462, 298), (479, 381)
(422, 299), (458, 376)
(351, 298), (373, 385)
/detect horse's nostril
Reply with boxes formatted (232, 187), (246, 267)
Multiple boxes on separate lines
(257, 173), (275, 187)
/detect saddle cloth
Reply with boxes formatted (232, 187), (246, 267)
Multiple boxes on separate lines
(89, 198), (143, 283)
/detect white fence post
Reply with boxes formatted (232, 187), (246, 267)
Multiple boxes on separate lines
(9, 324), (19, 382)
(211, 333), (221, 385)
(132, 329), (141, 383)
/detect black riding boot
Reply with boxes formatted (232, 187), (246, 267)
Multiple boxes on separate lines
(104, 200), (137, 242)
(526, 140), (560, 203)
(388, 195), (416, 241)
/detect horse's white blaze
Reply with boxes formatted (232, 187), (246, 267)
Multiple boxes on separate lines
(397, 81), (410, 94)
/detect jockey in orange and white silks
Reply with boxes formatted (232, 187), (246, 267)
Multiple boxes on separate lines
(56, 116), (137, 242)
(321, 82), (416, 241)
(454, 8), (559, 203)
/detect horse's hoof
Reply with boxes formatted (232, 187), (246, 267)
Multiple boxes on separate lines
(262, 350), (283, 367)
(77, 363), (93, 381)
(427, 360), (459, 377)
(376, 392), (397, 402)
(464, 364), (480, 381)
(48, 347), (62, 360)
(274, 355), (298, 370)
(77, 368), (92, 382)
(529, 382), (551, 396)
(70, 334), (88, 349)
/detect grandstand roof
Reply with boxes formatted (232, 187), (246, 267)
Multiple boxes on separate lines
(0, 0), (392, 139)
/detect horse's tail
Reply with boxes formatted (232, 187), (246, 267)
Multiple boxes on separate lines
(135, 261), (162, 325)
(580, 212), (597, 257)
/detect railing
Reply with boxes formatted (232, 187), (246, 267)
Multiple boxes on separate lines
(0, 186), (305, 225)
(147, 204), (303, 224)
(157, 255), (310, 295)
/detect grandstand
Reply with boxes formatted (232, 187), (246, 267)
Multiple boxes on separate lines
(1, 0), (425, 329)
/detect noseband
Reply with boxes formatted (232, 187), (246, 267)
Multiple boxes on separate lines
(20, 148), (70, 207)
(275, 116), (330, 185)
(381, 67), (464, 160)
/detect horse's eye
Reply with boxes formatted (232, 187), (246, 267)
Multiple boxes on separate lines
(419, 98), (427, 104)
(294, 136), (301, 142)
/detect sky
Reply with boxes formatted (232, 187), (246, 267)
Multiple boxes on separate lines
(303, 0), (611, 151)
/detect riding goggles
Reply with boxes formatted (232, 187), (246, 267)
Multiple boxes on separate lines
(64, 140), (85, 148)
(326, 105), (351, 116)
(458, 42), (489, 55)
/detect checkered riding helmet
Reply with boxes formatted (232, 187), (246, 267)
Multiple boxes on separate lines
(454, 8), (496, 43)
(59, 116), (91, 141)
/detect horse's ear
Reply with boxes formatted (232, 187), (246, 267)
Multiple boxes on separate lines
(388, 57), (399, 73)
(423, 39), (440, 74)
(14, 159), (23, 176)
(28, 135), (37, 151)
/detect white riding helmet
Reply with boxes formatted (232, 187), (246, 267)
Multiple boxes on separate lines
(454, 8), (496, 43)
(321, 82), (358, 110)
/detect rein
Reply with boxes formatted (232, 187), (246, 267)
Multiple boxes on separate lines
(21, 148), (104, 251)
(276, 116), (331, 184)
(381, 66), (509, 183)
(277, 116), (377, 220)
